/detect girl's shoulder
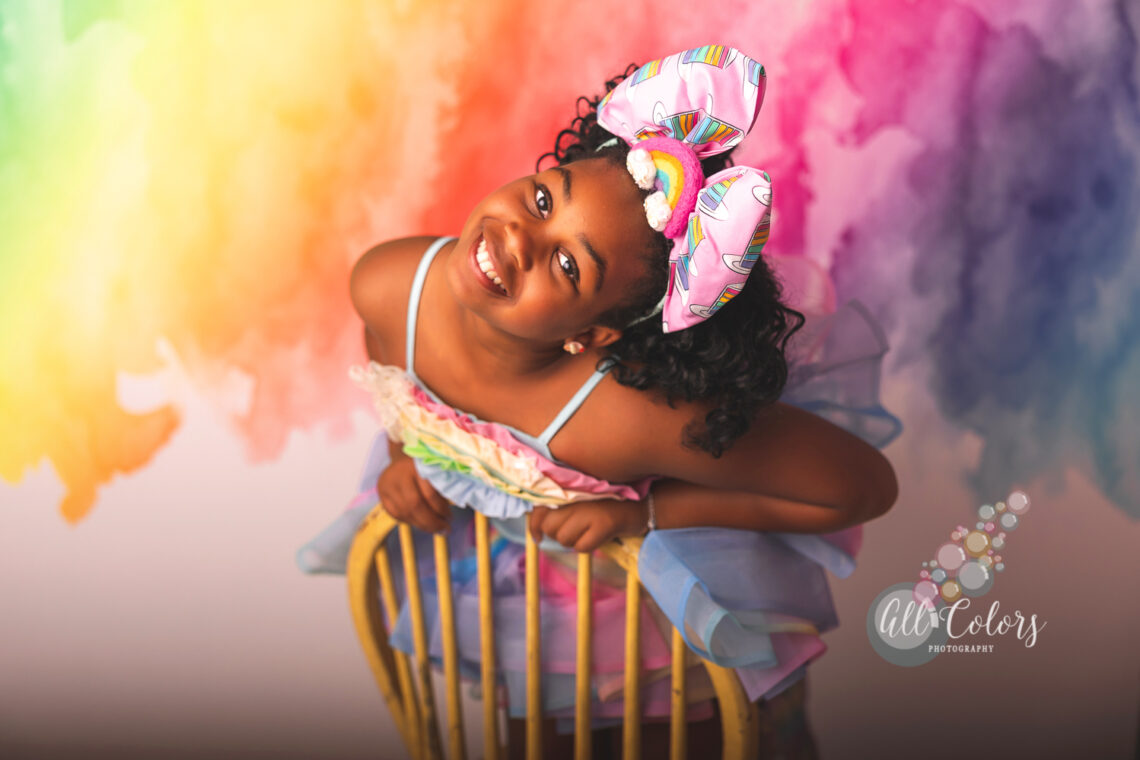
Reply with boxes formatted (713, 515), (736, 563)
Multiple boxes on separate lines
(350, 235), (449, 367)
(551, 368), (714, 481)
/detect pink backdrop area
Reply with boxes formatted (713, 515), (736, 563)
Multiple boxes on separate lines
(2, 0), (1138, 757)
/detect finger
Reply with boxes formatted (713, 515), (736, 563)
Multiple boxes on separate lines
(407, 501), (444, 534)
(376, 477), (400, 517)
(408, 489), (448, 533)
(380, 480), (417, 524)
(414, 475), (452, 521)
(383, 493), (415, 527)
(574, 526), (607, 554)
(376, 483), (405, 521)
(539, 508), (575, 543)
(394, 478), (435, 528)
(381, 481), (438, 532)
(423, 504), (449, 534)
(555, 520), (590, 550)
(529, 507), (551, 542)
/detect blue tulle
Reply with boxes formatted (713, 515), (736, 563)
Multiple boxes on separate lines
(637, 528), (839, 668)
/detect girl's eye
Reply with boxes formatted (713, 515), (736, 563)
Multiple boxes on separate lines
(556, 251), (580, 285)
(535, 185), (552, 217)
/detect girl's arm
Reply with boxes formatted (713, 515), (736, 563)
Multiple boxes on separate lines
(360, 322), (453, 534)
(530, 397), (898, 551)
(530, 463), (896, 554)
(636, 399), (899, 533)
(648, 472), (895, 534)
(354, 242), (455, 534)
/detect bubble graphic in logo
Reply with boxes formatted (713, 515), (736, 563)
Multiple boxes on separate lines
(872, 490), (1035, 666)
(1008, 491), (1030, 514)
(866, 583), (948, 666)
(913, 580), (939, 610)
(958, 560), (994, 597)
(937, 543), (967, 571)
(964, 531), (990, 557)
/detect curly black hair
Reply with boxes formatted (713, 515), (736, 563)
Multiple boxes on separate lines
(536, 64), (806, 458)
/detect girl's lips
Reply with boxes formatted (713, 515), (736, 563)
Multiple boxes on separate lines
(469, 233), (509, 297)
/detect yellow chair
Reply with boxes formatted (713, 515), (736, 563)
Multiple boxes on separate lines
(347, 504), (760, 760)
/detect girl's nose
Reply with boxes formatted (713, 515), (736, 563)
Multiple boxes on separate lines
(502, 218), (537, 271)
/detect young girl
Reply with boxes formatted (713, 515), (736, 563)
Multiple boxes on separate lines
(300, 44), (902, 759)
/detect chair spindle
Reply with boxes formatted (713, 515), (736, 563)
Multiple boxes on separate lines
(525, 529), (542, 760)
(399, 524), (444, 760)
(622, 558), (642, 760)
(670, 628), (687, 760)
(376, 542), (422, 755)
(575, 551), (593, 760)
(474, 513), (501, 760)
(433, 533), (466, 760)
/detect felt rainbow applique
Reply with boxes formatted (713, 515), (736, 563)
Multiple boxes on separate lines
(624, 135), (705, 238)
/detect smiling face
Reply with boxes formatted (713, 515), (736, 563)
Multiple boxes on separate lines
(445, 157), (658, 346)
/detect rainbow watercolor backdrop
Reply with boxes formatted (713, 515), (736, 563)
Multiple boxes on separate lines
(1, 0), (1137, 522)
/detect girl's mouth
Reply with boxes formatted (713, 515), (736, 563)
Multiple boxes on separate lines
(471, 235), (509, 296)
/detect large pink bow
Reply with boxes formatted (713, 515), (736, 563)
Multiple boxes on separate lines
(596, 45), (774, 333)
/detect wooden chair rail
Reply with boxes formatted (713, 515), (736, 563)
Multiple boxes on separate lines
(347, 504), (759, 760)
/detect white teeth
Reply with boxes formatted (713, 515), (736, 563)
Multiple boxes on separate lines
(476, 238), (505, 289)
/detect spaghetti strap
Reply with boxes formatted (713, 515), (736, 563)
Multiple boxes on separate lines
(405, 237), (456, 378)
(537, 359), (616, 446)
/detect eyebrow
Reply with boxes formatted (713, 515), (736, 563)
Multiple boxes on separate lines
(579, 234), (606, 293)
(553, 166), (572, 201)
(552, 166), (607, 293)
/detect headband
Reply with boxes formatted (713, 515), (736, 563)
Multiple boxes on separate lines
(597, 44), (772, 333)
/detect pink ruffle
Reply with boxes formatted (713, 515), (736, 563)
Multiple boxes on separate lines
(408, 383), (653, 502)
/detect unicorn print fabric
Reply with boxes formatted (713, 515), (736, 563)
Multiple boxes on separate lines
(597, 44), (774, 333)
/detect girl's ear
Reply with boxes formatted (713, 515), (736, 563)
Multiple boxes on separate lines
(575, 325), (624, 350)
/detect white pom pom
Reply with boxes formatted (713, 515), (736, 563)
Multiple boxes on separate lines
(643, 191), (672, 232)
(626, 148), (657, 190)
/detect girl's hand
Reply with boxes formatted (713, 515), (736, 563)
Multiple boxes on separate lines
(377, 453), (452, 534)
(527, 499), (648, 553)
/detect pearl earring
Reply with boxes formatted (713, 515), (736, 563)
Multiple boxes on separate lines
(563, 341), (584, 355)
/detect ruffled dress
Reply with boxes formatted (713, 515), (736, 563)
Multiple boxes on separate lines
(297, 236), (903, 732)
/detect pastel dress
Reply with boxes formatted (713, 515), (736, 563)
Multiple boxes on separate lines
(297, 236), (903, 731)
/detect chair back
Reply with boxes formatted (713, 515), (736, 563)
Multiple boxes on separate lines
(347, 505), (760, 760)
